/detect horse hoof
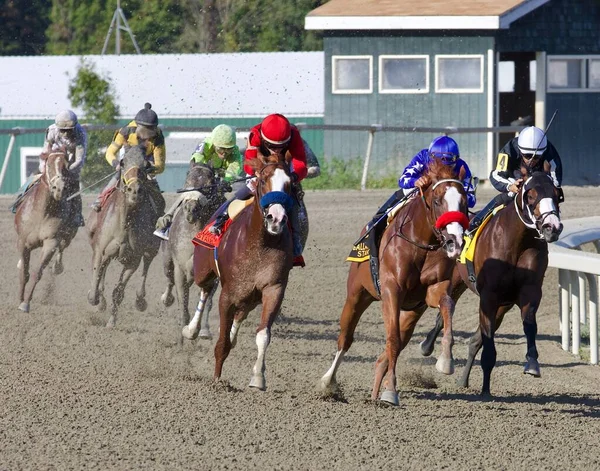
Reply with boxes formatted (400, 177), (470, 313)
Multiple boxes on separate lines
(420, 339), (434, 357)
(182, 325), (198, 340)
(249, 375), (266, 391)
(106, 316), (116, 328)
(524, 357), (541, 377)
(161, 292), (175, 307)
(87, 290), (98, 306)
(379, 391), (399, 406)
(318, 376), (338, 396)
(199, 329), (213, 340)
(18, 302), (30, 313)
(98, 296), (107, 312)
(17, 259), (22, 270)
(435, 356), (455, 375)
(135, 296), (147, 312)
(52, 263), (64, 275)
(456, 377), (469, 389)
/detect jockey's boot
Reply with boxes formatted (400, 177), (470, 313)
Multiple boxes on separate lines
(153, 213), (173, 241)
(209, 211), (229, 235)
(90, 199), (102, 212)
(292, 230), (305, 268)
(466, 193), (510, 237)
(368, 191), (403, 233)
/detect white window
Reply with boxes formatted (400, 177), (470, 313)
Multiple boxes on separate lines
(547, 55), (600, 92)
(379, 55), (429, 94)
(435, 55), (484, 93)
(20, 147), (43, 185)
(332, 55), (373, 94)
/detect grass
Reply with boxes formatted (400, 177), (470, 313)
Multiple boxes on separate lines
(302, 157), (399, 190)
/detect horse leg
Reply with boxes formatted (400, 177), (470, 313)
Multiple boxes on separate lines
(435, 294), (455, 375)
(319, 281), (375, 395)
(52, 249), (64, 275)
(420, 311), (443, 357)
(199, 278), (219, 340)
(374, 307), (420, 405)
(89, 248), (111, 308)
(248, 285), (285, 391)
(520, 285), (543, 377)
(213, 291), (237, 382)
(17, 246), (31, 311)
(107, 260), (140, 328)
(161, 247), (175, 307)
(173, 266), (189, 345)
(182, 284), (213, 340)
(479, 290), (504, 397)
(135, 254), (153, 312)
(21, 239), (58, 312)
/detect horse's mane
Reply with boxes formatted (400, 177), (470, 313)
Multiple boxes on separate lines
(185, 164), (214, 187)
(122, 145), (146, 168)
(426, 157), (457, 181)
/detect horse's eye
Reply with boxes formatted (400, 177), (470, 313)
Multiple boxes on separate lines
(434, 198), (441, 206)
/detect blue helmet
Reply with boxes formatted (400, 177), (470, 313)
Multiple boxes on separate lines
(428, 136), (459, 165)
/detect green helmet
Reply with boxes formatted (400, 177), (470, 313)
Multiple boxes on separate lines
(211, 124), (236, 149)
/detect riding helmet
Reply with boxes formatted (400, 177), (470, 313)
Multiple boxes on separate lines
(211, 124), (236, 149)
(135, 103), (159, 127)
(55, 110), (78, 130)
(428, 135), (459, 164)
(518, 126), (547, 156)
(260, 114), (292, 145)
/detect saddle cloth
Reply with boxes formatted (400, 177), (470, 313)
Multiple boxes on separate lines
(192, 197), (255, 249)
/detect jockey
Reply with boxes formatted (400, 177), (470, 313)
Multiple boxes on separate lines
(368, 135), (476, 232)
(10, 110), (87, 226)
(208, 113), (308, 265)
(154, 124), (243, 240)
(91, 103), (166, 212)
(467, 125), (564, 235)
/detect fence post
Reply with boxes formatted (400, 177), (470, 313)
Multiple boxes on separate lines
(560, 269), (570, 351)
(571, 271), (580, 355)
(585, 273), (598, 365)
(0, 131), (19, 192)
(361, 124), (381, 191)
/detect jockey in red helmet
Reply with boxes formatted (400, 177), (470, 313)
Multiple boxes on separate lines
(208, 113), (308, 266)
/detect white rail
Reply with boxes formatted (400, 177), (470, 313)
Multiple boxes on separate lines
(548, 217), (600, 365)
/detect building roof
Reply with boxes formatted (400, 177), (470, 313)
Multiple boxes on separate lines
(0, 52), (324, 120)
(306, 0), (549, 30)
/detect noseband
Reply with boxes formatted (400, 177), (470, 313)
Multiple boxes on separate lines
(255, 162), (294, 222)
(45, 151), (69, 188)
(516, 176), (561, 238)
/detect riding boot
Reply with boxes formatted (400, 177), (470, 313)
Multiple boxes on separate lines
(209, 208), (230, 235)
(368, 190), (403, 232)
(91, 175), (118, 212)
(467, 193), (511, 236)
(72, 194), (85, 227)
(209, 184), (253, 235)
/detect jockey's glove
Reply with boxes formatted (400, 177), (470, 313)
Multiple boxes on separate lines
(111, 159), (119, 169)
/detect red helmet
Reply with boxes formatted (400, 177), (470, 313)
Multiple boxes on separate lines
(260, 114), (291, 145)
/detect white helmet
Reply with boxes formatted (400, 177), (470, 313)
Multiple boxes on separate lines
(55, 110), (78, 130)
(517, 126), (547, 156)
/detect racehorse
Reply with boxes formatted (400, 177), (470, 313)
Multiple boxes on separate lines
(319, 159), (470, 406)
(420, 171), (563, 396)
(160, 164), (227, 343)
(87, 145), (165, 327)
(15, 148), (80, 312)
(183, 150), (295, 391)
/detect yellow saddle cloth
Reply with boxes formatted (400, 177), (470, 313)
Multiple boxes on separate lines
(459, 204), (506, 266)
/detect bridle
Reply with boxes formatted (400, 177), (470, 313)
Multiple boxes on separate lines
(515, 175), (561, 239)
(395, 179), (469, 251)
(44, 151), (69, 189)
(254, 160), (294, 225)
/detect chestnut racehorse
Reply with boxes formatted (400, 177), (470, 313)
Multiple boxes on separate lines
(420, 171), (563, 396)
(320, 159), (470, 406)
(15, 148), (80, 312)
(184, 151), (294, 390)
(160, 164), (226, 343)
(87, 145), (165, 327)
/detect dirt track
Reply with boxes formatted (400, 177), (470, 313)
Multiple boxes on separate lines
(1, 187), (600, 470)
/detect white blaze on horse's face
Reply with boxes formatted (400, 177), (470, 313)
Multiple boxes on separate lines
(443, 185), (465, 258)
(538, 197), (562, 242)
(264, 168), (291, 235)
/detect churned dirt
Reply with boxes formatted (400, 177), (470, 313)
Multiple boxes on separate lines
(1, 187), (600, 470)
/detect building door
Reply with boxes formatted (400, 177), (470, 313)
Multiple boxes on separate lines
(498, 52), (537, 150)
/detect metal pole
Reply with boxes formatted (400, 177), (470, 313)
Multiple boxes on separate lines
(101, 10), (118, 55)
(118, 6), (142, 54)
(560, 269), (570, 351)
(360, 125), (381, 191)
(571, 271), (580, 356)
(586, 273), (598, 365)
(0, 133), (17, 192)
(579, 272), (587, 325)
(116, 0), (121, 55)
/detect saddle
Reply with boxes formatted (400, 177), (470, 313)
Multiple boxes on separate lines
(192, 197), (255, 249)
(10, 174), (42, 213)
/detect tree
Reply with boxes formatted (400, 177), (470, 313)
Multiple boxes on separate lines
(68, 59), (120, 188)
(0, 0), (51, 55)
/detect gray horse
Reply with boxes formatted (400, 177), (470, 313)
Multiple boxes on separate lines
(87, 145), (165, 327)
(159, 164), (226, 343)
(15, 148), (80, 312)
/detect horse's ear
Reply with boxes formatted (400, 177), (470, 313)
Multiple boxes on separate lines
(458, 165), (466, 181)
(543, 159), (551, 174)
(284, 149), (293, 164)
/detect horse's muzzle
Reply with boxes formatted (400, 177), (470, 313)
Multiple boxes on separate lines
(542, 222), (563, 243)
(442, 236), (462, 259)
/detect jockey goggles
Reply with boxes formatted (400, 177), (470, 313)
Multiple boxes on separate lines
(431, 152), (458, 165)
(521, 152), (540, 164)
(215, 146), (234, 157)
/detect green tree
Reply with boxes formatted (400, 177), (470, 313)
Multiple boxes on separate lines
(0, 0), (51, 55)
(68, 59), (120, 188)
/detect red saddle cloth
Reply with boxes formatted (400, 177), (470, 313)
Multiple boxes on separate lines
(99, 187), (117, 209)
(192, 219), (234, 249)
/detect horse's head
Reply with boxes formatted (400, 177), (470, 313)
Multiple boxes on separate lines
(423, 158), (470, 259)
(120, 145), (148, 207)
(519, 171), (563, 242)
(181, 164), (214, 224)
(42, 147), (70, 201)
(246, 151), (293, 236)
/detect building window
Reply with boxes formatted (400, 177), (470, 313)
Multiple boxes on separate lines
(547, 56), (600, 92)
(435, 55), (484, 93)
(379, 55), (429, 94)
(332, 55), (373, 94)
(20, 147), (43, 185)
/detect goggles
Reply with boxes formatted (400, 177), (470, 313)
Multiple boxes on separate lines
(521, 152), (539, 163)
(215, 146), (234, 157)
(431, 152), (458, 165)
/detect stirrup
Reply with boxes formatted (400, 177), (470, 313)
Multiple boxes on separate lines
(208, 225), (222, 235)
(91, 201), (102, 213)
(153, 228), (170, 241)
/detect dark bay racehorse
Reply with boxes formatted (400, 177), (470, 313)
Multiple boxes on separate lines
(184, 151), (294, 390)
(87, 145), (165, 327)
(160, 164), (226, 342)
(421, 171), (563, 396)
(15, 148), (80, 312)
(320, 160), (470, 406)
